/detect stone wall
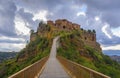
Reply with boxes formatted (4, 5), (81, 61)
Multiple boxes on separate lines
(30, 19), (101, 51)
(81, 31), (101, 51)
(47, 19), (80, 30)
(47, 20), (54, 26)
(81, 31), (96, 42)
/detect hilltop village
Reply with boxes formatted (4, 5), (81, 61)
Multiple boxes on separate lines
(30, 19), (101, 52)
(1, 19), (119, 78)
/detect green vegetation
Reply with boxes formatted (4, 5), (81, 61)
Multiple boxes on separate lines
(0, 52), (18, 63)
(88, 29), (96, 33)
(0, 19), (119, 78)
(93, 29), (96, 33)
(0, 36), (51, 78)
(57, 31), (120, 78)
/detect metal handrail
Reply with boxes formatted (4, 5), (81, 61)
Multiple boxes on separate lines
(57, 56), (111, 78)
(9, 56), (48, 78)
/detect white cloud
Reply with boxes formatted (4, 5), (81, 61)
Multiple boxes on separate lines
(111, 27), (120, 37)
(0, 36), (25, 42)
(102, 24), (112, 39)
(0, 43), (25, 52)
(14, 15), (30, 36)
(76, 4), (87, 17)
(95, 16), (100, 21)
(77, 12), (86, 16)
(33, 10), (48, 22)
(101, 44), (120, 50)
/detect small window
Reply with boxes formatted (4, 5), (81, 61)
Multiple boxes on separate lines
(63, 26), (66, 29)
(92, 36), (94, 41)
(85, 37), (87, 40)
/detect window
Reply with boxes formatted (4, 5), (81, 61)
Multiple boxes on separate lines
(63, 26), (66, 29)
(85, 37), (87, 40)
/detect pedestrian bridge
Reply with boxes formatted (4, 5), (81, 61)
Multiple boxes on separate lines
(9, 37), (110, 78)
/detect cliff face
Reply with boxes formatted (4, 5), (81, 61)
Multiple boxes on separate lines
(30, 19), (101, 52)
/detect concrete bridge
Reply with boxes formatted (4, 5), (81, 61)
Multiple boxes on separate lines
(9, 37), (110, 78)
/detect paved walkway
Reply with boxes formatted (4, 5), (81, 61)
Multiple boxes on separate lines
(39, 37), (70, 78)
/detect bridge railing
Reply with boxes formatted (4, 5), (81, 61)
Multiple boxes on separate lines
(57, 56), (111, 78)
(9, 56), (48, 78)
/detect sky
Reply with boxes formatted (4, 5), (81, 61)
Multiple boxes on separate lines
(0, 0), (120, 55)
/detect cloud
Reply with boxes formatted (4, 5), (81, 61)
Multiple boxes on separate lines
(33, 10), (48, 22)
(0, 36), (25, 43)
(111, 27), (120, 37)
(0, 0), (17, 37)
(14, 0), (70, 13)
(16, 8), (39, 31)
(103, 50), (120, 56)
(0, 0), (120, 53)
(102, 44), (120, 50)
(0, 43), (25, 52)
(82, 0), (120, 28)
(15, 16), (30, 36)
(77, 0), (120, 51)
(102, 24), (112, 39)
(94, 16), (100, 21)
(13, 0), (120, 49)
(0, 1), (39, 51)
(77, 12), (86, 16)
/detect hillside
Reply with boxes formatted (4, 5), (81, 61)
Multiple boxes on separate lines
(57, 31), (120, 78)
(0, 19), (120, 78)
(0, 36), (52, 78)
(0, 52), (18, 63)
(110, 55), (120, 63)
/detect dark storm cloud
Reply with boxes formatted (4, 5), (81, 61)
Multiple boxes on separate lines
(0, 0), (120, 51)
(14, 0), (86, 28)
(14, 0), (69, 12)
(76, 0), (120, 47)
(16, 8), (39, 30)
(0, 39), (25, 44)
(82, 0), (120, 27)
(99, 35), (120, 46)
(11, 0), (120, 28)
(0, 0), (17, 37)
(102, 11), (120, 27)
(0, 0), (38, 51)
(14, 0), (120, 45)
(82, 0), (120, 10)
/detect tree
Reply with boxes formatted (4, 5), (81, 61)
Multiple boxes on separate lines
(93, 29), (96, 33)
(88, 29), (91, 33)
(81, 28), (83, 31)
(39, 21), (44, 27)
(30, 29), (34, 34)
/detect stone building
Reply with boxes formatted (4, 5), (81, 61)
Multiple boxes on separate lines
(47, 19), (80, 31)
(30, 19), (101, 51)
(81, 31), (96, 42)
(81, 30), (101, 51)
